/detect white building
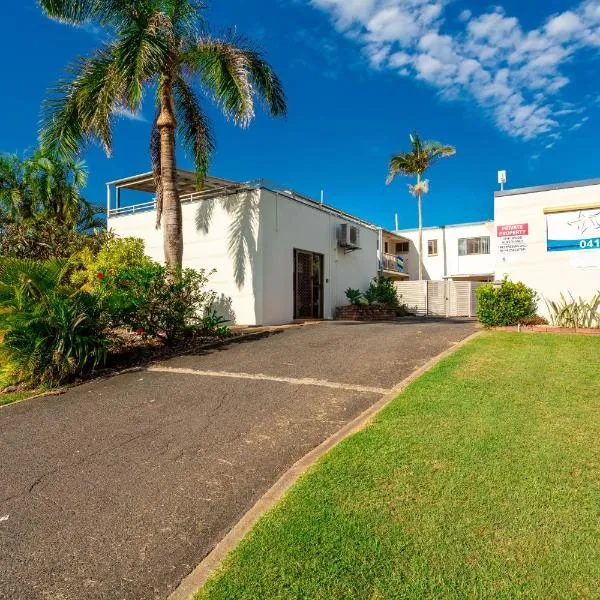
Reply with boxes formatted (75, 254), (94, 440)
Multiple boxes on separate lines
(395, 221), (496, 282)
(395, 177), (600, 318)
(106, 170), (407, 326)
(494, 178), (600, 313)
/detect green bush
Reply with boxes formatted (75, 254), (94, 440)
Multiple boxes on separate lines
(0, 216), (112, 261)
(364, 276), (400, 308)
(0, 258), (107, 386)
(476, 278), (537, 327)
(72, 237), (153, 289)
(99, 264), (216, 341)
(345, 288), (362, 306)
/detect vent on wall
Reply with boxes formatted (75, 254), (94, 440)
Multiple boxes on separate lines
(338, 224), (361, 252)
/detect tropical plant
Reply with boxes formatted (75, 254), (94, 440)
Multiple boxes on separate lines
(72, 237), (153, 289)
(98, 263), (216, 341)
(201, 307), (230, 337)
(386, 132), (455, 280)
(0, 149), (100, 228)
(545, 292), (600, 328)
(364, 276), (400, 309)
(39, 0), (287, 270)
(0, 258), (108, 386)
(0, 218), (112, 261)
(476, 278), (537, 327)
(345, 288), (362, 306)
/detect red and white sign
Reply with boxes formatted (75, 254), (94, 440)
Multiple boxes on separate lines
(498, 223), (528, 254)
(497, 223), (529, 237)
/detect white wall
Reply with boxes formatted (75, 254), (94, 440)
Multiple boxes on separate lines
(397, 222), (496, 280)
(108, 189), (262, 326)
(108, 188), (379, 326)
(495, 183), (600, 317)
(260, 190), (379, 324)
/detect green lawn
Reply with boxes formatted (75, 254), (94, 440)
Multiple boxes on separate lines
(197, 333), (600, 600)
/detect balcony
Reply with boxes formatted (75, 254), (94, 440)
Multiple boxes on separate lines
(381, 252), (408, 277)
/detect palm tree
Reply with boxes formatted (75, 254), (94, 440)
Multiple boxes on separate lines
(0, 150), (95, 228)
(38, 0), (287, 270)
(386, 132), (455, 280)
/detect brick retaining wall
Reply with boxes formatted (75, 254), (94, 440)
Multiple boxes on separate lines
(335, 305), (397, 321)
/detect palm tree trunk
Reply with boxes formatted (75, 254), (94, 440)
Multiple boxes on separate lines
(417, 174), (423, 281)
(157, 76), (183, 270)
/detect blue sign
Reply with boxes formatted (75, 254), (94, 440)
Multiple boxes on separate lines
(547, 209), (600, 252)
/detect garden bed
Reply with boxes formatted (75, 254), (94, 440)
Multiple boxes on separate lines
(335, 305), (398, 321)
(494, 325), (600, 336)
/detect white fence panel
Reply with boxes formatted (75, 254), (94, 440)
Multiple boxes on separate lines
(395, 281), (427, 315)
(396, 280), (485, 318)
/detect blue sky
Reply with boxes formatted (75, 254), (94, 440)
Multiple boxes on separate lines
(2, 1), (599, 230)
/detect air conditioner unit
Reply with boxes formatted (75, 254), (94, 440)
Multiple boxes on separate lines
(338, 223), (361, 250)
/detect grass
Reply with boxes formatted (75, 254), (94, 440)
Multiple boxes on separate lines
(0, 362), (37, 407)
(197, 333), (600, 600)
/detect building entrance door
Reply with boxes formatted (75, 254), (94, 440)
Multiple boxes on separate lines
(294, 249), (324, 319)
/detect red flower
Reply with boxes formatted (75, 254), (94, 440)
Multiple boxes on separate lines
(96, 272), (105, 280)
(136, 328), (145, 336)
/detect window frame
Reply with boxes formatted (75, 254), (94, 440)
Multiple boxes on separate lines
(395, 241), (409, 254)
(458, 236), (491, 256)
(427, 239), (438, 256)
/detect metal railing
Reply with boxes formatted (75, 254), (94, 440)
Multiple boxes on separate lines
(381, 252), (406, 274)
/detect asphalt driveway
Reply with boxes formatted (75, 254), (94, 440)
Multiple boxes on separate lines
(0, 318), (475, 600)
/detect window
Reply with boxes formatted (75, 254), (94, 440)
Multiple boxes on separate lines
(384, 241), (389, 253)
(395, 241), (409, 253)
(458, 236), (490, 256)
(427, 239), (438, 256)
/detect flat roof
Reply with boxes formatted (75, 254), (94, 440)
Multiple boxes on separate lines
(396, 220), (493, 233)
(107, 169), (383, 231)
(495, 177), (600, 198)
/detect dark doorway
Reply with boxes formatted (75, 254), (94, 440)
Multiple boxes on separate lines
(294, 249), (324, 319)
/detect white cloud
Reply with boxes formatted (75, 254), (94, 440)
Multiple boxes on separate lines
(114, 107), (148, 123)
(309, 0), (600, 141)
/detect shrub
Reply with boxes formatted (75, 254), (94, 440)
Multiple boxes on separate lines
(345, 288), (362, 306)
(202, 307), (230, 337)
(72, 237), (153, 289)
(545, 292), (600, 328)
(0, 216), (112, 261)
(476, 278), (537, 327)
(99, 264), (216, 341)
(364, 276), (400, 308)
(0, 258), (107, 386)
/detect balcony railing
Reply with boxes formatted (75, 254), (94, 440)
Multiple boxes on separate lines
(381, 252), (407, 274)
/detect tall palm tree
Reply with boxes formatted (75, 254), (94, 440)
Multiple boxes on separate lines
(386, 132), (455, 280)
(38, 0), (287, 270)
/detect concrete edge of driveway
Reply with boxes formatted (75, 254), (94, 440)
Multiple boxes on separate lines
(168, 329), (484, 600)
(0, 328), (293, 411)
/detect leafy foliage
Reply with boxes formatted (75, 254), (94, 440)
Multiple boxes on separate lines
(345, 288), (362, 306)
(99, 263), (217, 341)
(0, 258), (107, 386)
(545, 292), (600, 328)
(0, 149), (100, 228)
(72, 236), (152, 288)
(364, 276), (400, 308)
(201, 307), (230, 337)
(386, 132), (455, 186)
(0, 216), (112, 260)
(476, 278), (537, 327)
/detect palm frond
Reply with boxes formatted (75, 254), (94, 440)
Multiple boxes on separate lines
(183, 35), (256, 126)
(173, 75), (215, 185)
(37, 0), (137, 27)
